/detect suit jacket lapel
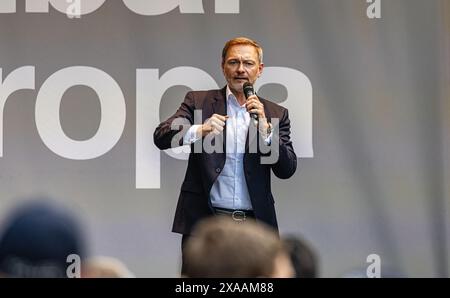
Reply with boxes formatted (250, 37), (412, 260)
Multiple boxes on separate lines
(211, 86), (227, 154)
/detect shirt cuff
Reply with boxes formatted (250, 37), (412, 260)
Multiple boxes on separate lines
(263, 132), (273, 146)
(183, 124), (202, 145)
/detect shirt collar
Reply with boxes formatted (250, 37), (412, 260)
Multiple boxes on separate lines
(226, 85), (244, 108)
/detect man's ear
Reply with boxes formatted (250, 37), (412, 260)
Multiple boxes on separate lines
(258, 63), (264, 77)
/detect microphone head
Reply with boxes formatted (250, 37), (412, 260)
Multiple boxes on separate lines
(243, 82), (254, 99)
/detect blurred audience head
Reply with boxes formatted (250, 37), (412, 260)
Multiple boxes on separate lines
(183, 216), (294, 278)
(82, 256), (135, 278)
(0, 198), (87, 278)
(282, 235), (319, 278)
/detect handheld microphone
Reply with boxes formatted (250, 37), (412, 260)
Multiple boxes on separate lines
(243, 82), (258, 124)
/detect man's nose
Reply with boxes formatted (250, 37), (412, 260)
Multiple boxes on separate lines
(237, 62), (245, 72)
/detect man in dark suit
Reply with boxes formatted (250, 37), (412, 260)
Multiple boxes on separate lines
(153, 37), (297, 271)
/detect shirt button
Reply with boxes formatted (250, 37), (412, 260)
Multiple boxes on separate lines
(215, 168), (221, 173)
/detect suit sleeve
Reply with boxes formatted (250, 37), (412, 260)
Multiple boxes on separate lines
(269, 109), (298, 179)
(153, 91), (195, 150)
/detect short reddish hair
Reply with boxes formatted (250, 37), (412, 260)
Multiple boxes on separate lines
(222, 37), (263, 64)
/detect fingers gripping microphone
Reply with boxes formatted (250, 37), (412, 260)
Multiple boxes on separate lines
(243, 82), (258, 124)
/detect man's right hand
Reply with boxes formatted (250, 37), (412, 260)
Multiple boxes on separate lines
(197, 114), (228, 137)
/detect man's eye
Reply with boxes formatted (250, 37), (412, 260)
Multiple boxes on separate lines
(245, 62), (255, 66)
(228, 61), (238, 65)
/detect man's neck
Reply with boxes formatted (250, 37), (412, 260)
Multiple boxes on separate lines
(228, 86), (246, 105)
(236, 94), (246, 106)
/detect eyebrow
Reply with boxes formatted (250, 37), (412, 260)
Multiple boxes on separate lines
(227, 58), (256, 62)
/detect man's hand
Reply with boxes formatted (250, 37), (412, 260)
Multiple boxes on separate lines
(245, 95), (265, 120)
(197, 114), (229, 137)
(245, 95), (271, 136)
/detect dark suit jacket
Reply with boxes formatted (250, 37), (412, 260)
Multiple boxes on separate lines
(153, 86), (297, 235)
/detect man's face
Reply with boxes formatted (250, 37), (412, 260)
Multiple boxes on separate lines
(222, 44), (264, 94)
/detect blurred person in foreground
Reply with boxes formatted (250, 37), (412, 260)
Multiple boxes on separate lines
(182, 216), (294, 278)
(0, 199), (87, 278)
(282, 235), (319, 278)
(82, 256), (135, 278)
